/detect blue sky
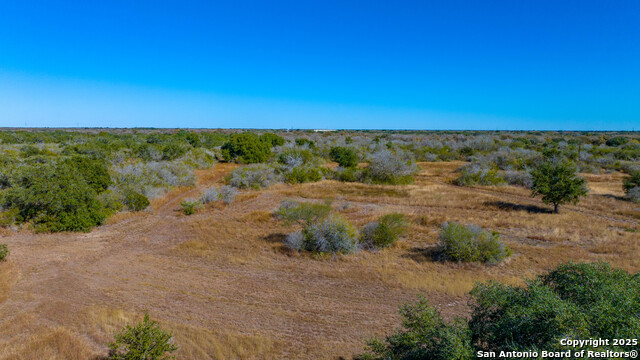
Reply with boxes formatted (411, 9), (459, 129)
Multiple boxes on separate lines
(1, 1), (638, 130)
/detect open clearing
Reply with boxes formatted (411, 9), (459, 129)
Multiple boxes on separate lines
(0, 162), (638, 359)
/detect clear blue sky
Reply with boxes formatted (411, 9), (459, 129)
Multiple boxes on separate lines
(1, 0), (638, 130)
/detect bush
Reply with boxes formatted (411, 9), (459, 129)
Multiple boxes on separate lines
(627, 187), (640, 203)
(180, 198), (201, 215)
(329, 146), (358, 168)
(275, 199), (333, 226)
(470, 262), (640, 354)
(439, 222), (511, 264)
(200, 187), (220, 204)
(259, 133), (285, 147)
(282, 165), (325, 184)
(221, 133), (272, 163)
(623, 170), (640, 194)
(299, 215), (359, 254)
(228, 164), (281, 189)
(0, 244), (8, 261)
(219, 185), (238, 204)
(108, 313), (178, 360)
(121, 189), (150, 212)
(62, 156), (111, 193)
(366, 149), (418, 184)
(455, 164), (505, 186)
(357, 296), (473, 360)
(334, 167), (360, 182)
(530, 158), (588, 213)
(277, 148), (314, 167)
(1, 163), (107, 232)
(360, 213), (407, 249)
(501, 170), (532, 188)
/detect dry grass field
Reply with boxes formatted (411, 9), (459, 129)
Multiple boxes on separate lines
(0, 162), (638, 359)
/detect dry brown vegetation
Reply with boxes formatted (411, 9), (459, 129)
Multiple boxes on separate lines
(0, 162), (638, 359)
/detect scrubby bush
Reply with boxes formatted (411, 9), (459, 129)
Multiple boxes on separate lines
(530, 158), (588, 213)
(228, 164), (281, 189)
(275, 199), (333, 226)
(120, 189), (150, 212)
(365, 149), (418, 184)
(333, 167), (360, 182)
(623, 170), (640, 194)
(259, 133), (285, 147)
(470, 262), (640, 355)
(359, 262), (640, 359)
(627, 187), (640, 203)
(358, 296), (473, 360)
(295, 138), (315, 148)
(439, 222), (511, 264)
(298, 215), (359, 254)
(501, 169), (532, 188)
(219, 185), (238, 204)
(62, 156), (111, 193)
(282, 165), (325, 184)
(0, 244), (8, 261)
(1, 163), (107, 232)
(180, 198), (201, 215)
(455, 164), (505, 186)
(221, 133), (272, 163)
(108, 313), (177, 360)
(200, 187), (220, 204)
(329, 146), (358, 168)
(360, 213), (408, 249)
(277, 148), (314, 167)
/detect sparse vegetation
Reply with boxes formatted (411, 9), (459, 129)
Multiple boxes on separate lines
(439, 222), (511, 264)
(0, 244), (8, 261)
(108, 313), (178, 360)
(180, 198), (202, 215)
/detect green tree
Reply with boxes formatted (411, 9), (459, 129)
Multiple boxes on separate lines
(62, 156), (112, 193)
(108, 313), (178, 360)
(329, 146), (358, 168)
(1, 163), (107, 232)
(221, 133), (272, 163)
(259, 133), (285, 147)
(529, 159), (588, 213)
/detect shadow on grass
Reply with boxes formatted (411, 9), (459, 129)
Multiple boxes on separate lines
(402, 246), (442, 263)
(598, 194), (627, 201)
(263, 233), (287, 243)
(484, 201), (553, 214)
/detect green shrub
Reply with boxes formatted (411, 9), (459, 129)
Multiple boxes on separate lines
(358, 296), (473, 360)
(180, 198), (201, 215)
(259, 133), (285, 147)
(0, 244), (8, 261)
(283, 166), (324, 184)
(221, 133), (272, 163)
(530, 158), (588, 213)
(294, 138), (315, 148)
(360, 213), (408, 249)
(359, 262), (639, 359)
(329, 146), (358, 168)
(108, 313), (178, 360)
(470, 262), (640, 354)
(122, 189), (150, 212)
(275, 199), (333, 226)
(439, 222), (511, 264)
(277, 148), (315, 165)
(1, 163), (107, 232)
(161, 142), (188, 160)
(62, 156), (112, 193)
(623, 170), (640, 193)
(334, 167), (359, 182)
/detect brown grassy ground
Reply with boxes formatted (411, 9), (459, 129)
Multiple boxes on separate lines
(0, 162), (638, 359)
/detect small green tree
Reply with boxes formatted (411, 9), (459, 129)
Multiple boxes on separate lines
(329, 146), (358, 168)
(221, 133), (271, 163)
(529, 159), (588, 213)
(108, 313), (178, 360)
